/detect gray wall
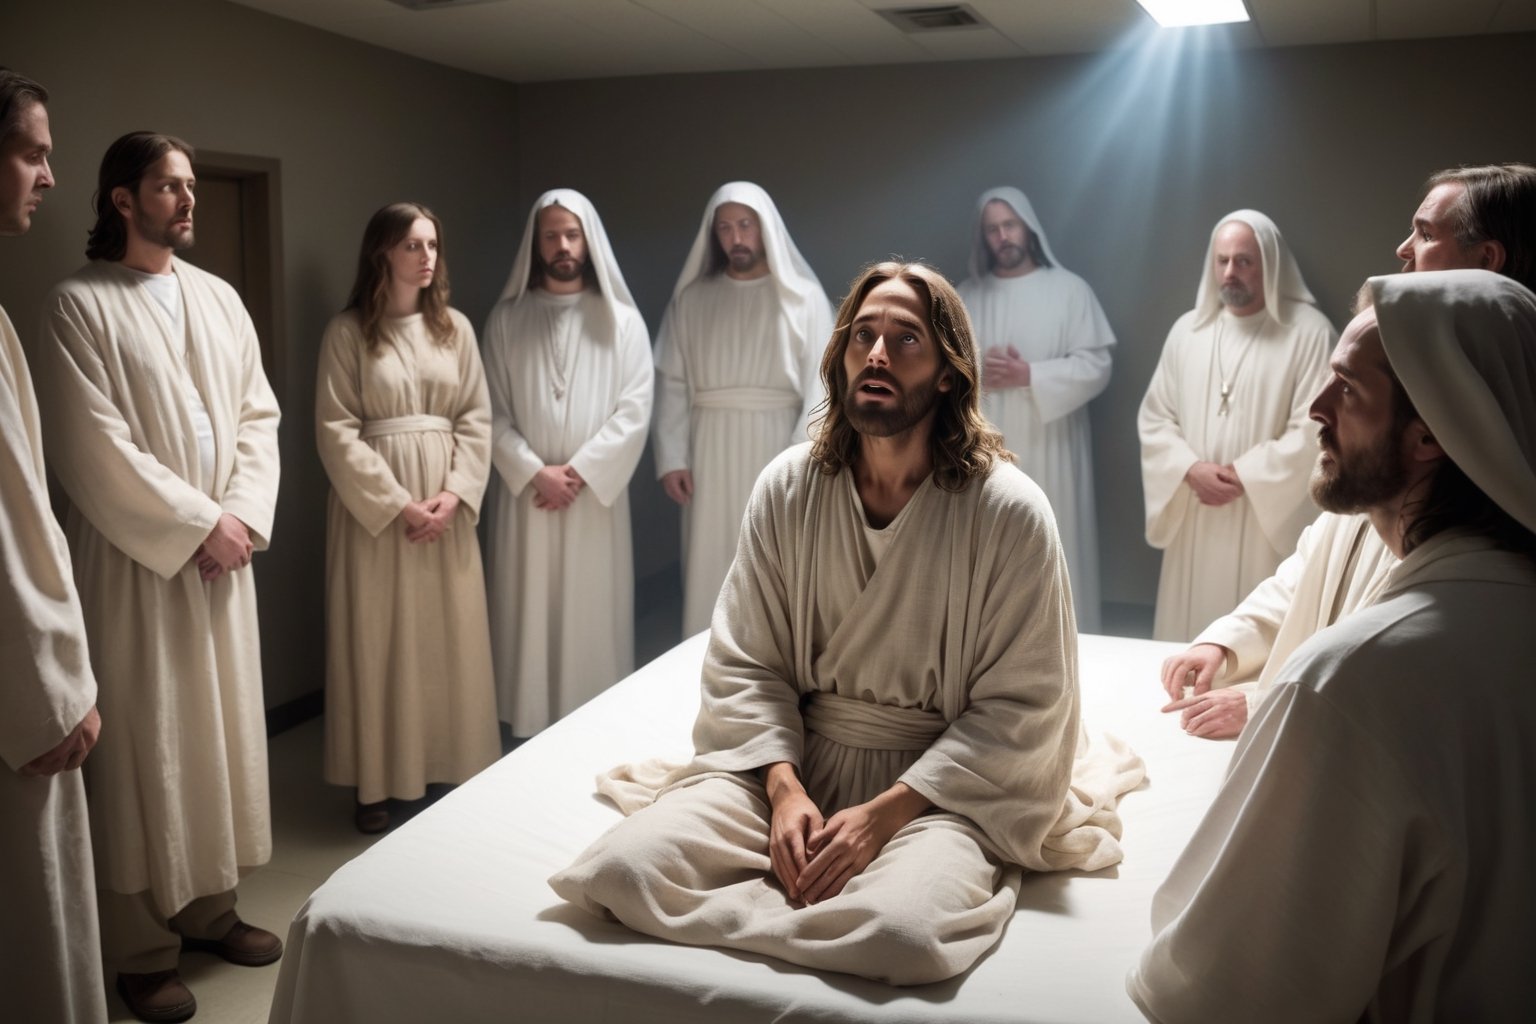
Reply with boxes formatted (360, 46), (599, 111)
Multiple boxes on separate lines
(514, 31), (1536, 608)
(0, 0), (521, 709)
(2, 1), (1532, 708)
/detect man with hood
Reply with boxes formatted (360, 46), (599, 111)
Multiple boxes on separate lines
(483, 190), (652, 736)
(653, 182), (833, 636)
(1138, 210), (1334, 642)
(958, 187), (1115, 632)
(1130, 270), (1536, 1020)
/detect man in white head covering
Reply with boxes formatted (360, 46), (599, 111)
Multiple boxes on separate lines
(1138, 210), (1335, 642)
(1129, 269), (1536, 1021)
(483, 190), (653, 736)
(652, 182), (833, 636)
(1158, 165), (1536, 740)
(0, 67), (107, 1024)
(957, 187), (1115, 632)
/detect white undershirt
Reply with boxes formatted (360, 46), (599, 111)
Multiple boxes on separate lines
(131, 268), (216, 484)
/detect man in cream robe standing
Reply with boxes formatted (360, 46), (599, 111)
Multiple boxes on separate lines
(1130, 270), (1536, 1020)
(653, 182), (832, 636)
(0, 67), (107, 1024)
(958, 187), (1115, 632)
(483, 190), (652, 736)
(552, 261), (1143, 986)
(34, 131), (282, 1023)
(1159, 164), (1536, 739)
(1138, 210), (1333, 642)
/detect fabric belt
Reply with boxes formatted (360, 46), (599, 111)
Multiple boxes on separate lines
(359, 414), (454, 440)
(692, 387), (800, 411)
(801, 691), (947, 751)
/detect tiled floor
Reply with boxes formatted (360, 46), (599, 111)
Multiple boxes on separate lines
(104, 574), (1150, 1022)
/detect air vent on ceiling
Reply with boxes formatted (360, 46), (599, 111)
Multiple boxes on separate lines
(876, 4), (987, 33)
(384, 0), (507, 11)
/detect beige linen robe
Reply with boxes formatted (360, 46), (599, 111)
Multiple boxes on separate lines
(315, 309), (498, 803)
(652, 273), (829, 636)
(33, 258), (280, 916)
(552, 446), (1144, 985)
(1139, 306), (1333, 641)
(960, 268), (1114, 633)
(1193, 510), (1397, 714)
(483, 289), (653, 734)
(0, 306), (106, 1024)
(1130, 534), (1536, 1021)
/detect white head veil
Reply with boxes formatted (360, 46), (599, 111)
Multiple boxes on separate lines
(967, 186), (1063, 279)
(667, 181), (828, 313)
(1192, 210), (1318, 330)
(1372, 268), (1536, 534)
(498, 188), (638, 339)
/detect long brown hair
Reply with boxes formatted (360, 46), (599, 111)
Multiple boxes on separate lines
(345, 202), (454, 350)
(809, 260), (1011, 491)
(85, 131), (193, 262)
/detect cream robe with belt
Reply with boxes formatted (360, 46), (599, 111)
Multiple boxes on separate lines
(315, 309), (498, 803)
(34, 258), (280, 916)
(552, 447), (1144, 985)
(483, 289), (653, 734)
(652, 273), (829, 635)
(0, 305), (106, 1023)
(1139, 306), (1333, 641)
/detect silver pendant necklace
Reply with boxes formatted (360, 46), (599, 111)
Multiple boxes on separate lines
(1214, 314), (1262, 416)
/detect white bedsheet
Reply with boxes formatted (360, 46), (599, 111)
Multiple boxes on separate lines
(268, 632), (1227, 1023)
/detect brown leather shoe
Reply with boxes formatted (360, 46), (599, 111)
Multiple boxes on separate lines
(116, 970), (196, 1023)
(182, 919), (283, 967)
(355, 799), (390, 834)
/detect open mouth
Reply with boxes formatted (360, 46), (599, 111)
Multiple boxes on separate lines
(857, 378), (896, 397)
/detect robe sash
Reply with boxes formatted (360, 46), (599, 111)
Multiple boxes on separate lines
(802, 691), (946, 751)
(360, 414), (454, 440)
(691, 386), (801, 411)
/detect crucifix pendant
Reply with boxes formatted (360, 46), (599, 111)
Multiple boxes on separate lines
(1218, 381), (1232, 416)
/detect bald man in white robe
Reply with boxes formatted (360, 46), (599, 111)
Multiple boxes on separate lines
(1139, 210), (1333, 642)
(484, 190), (652, 735)
(0, 69), (107, 1024)
(653, 182), (833, 637)
(959, 187), (1114, 632)
(1130, 270), (1536, 1021)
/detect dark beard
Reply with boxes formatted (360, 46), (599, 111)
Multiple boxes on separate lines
(990, 243), (1026, 271)
(1309, 426), (1408, 513)
(540, 252), (586, 284)
(843, 368), (943, 438)
(728, 246), (762, 274)
(137, 209), (193, 251)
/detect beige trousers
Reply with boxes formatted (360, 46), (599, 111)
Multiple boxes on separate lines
(98, 888), (238, 974)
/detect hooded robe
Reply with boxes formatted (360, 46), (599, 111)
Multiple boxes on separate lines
(653, 182), (833, 636)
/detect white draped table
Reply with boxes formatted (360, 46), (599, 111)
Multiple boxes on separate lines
(269, 632), (1227, 1023)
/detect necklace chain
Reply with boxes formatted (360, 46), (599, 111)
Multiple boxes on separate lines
(1214, 314), (1262, 416)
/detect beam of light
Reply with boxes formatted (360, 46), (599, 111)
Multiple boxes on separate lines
(1134, 0), (1251, 28)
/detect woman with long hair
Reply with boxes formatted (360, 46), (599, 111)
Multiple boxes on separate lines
(315, 202), (499, 833)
